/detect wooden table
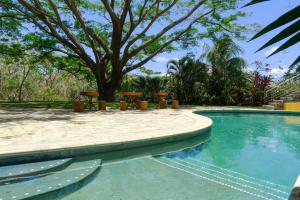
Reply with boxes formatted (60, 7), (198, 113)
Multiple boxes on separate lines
(153, 92), (168, 108)
(80, 91), (99, 110)
(122, 92), (142, 109)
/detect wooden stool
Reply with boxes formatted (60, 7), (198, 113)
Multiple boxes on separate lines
(172, 100), (179, 109)
(140, 101), (148, 111)
(159, 99), (167, 109)
(73, 101), (84, 112)
(120, 100), (126, 111)
(98, 100), (106, 110)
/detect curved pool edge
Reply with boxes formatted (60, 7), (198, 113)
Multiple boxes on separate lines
(0, 110), (213, 166)
(194, 109), (300, 115)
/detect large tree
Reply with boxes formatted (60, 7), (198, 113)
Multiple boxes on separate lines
(0, 0), (246, 100)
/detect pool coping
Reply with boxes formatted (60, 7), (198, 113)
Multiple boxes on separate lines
(194, 109), (300, 115)
(0, 110), (213, 165)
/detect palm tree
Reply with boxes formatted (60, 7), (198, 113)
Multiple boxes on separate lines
(133, 76), (166, 101)
(167, 56), (209, 104)
(202, 35), (247, 104)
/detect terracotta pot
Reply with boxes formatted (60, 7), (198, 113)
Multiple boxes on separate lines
(159, 99), (167, 109)
(98, 100), (106, 111)
(140, 101), (148, 111)
(73, 101), (84, 112)
(172, 100), (179, 109)
(120, 100), (126, 111)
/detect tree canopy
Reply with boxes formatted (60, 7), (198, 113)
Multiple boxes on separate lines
(0, 0), (247, 100)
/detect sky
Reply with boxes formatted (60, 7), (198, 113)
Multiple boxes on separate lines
(144, 0), (299, 79)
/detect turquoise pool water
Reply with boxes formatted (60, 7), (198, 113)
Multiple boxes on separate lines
(2, 111), (300, 200)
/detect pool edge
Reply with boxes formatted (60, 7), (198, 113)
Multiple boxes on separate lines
(0, 111), (212, 165)
(194, 109), (300, 115)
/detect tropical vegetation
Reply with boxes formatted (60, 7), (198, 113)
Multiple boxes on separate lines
(0, 0), (247, 101)
(1, 0), (297, 108)
(1, 35), (275, 106)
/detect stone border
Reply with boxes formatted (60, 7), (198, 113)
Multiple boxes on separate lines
(194, 109), (300, 115)
(0, 111), (212, 165)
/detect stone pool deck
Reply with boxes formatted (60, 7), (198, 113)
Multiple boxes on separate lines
(0, 108), (216, 163)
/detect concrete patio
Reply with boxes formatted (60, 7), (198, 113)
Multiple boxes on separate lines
(0, 108), (212, 161)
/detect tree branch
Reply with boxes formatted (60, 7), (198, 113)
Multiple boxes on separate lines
(123, 9), (213, 74)
(124, 0), (207, 61)
(101, 0), (118, 23)
(64, 0), (112, 60)
(122, 0), (177, 52)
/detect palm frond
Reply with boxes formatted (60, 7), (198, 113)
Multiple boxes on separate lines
(246, 1), (300, 67)
(268, 32), (300, 57)
(256, 19), (300, 52)
(250, 5), (300, 41)
(243, 0), (271, 8)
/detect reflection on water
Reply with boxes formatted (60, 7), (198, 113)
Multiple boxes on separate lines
(159, 142), (209, 159)
(283, 116), (300, 125)
(78, 129), (211, 164)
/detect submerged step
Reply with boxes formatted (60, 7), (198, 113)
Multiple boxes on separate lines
(153, 156), (290, 200)
(0, 159), (101, 200)
(0, 158), (72, 181)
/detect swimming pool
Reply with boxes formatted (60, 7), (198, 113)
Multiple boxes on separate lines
(1, 111), (300, 200)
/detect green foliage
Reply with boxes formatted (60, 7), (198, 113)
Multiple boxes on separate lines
(167, 56), (209, 104)
(163, 35), (270, 106)
(138, 67), (161, 76)
(0, 0), (249, 100)
(133, 76), (167, 101)
(203, 35), (247, 105)
(0, 54), (94, 101)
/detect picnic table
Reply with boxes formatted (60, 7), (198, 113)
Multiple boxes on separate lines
(122, 92), (142, 109)
(80, 91), (99, 110)
(153, 92), (168, 108)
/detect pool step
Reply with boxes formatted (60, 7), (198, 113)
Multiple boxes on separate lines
(153, 156), (290, 200)
(0, 158), (72, 182)
(0, 159), (101, 200)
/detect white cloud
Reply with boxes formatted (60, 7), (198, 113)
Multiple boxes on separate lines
(154, 56), (179, 63)
(264, 46), (279, 57)
(269, 66), (288, 78)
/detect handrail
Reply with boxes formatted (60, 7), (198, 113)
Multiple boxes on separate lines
(264, 74), (300, 103)
(265, 74), (300, 94)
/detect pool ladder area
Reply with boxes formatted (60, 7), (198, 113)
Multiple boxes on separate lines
(151, 156), (291, 200)
(0, 158), (101, 200)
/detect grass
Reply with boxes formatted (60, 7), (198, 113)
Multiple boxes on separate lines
(0, 101), (157, 109)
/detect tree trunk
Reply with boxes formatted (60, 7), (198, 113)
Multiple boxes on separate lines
(93, 67), (121, 102)
(18, 67), (30, 101)
(101, 85), (116, 102)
